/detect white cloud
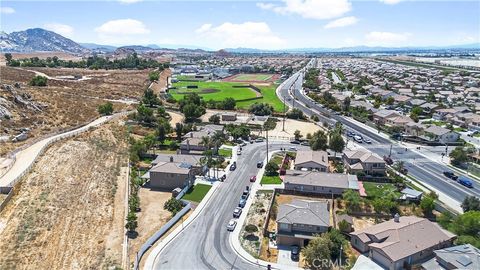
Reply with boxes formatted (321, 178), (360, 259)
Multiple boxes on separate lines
(118, 0), (143, 4)
(256, 0), (352, 20)
(365, 31), (411, 46)
(44, 23), (74, 37)
(195, 22), (285, 49)
(379, 0), (404, 5)
(0, 7), (15, 14)
(95, 19), (150, 35)
(324, 16), (358, 29)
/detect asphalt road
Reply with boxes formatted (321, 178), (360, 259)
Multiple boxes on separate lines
(278, 63), (480, 204)
(152, 142), (307, 270)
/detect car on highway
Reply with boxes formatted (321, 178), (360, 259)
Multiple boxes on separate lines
(257, 161), (264, 168)
(458, 176), (473, 188)
(226, 219), (237, 231)
(353, 135), (363, 143)
(289, 146), (297, 151)
(291, 245), (300, 261)
(364, 138), (372, 144)
(233, 207), (242, 218)
(255, 138), (264, 143)
(250, 176), (257, 182)
(443, 171), (458, 180)
(230, 161), (237, 171)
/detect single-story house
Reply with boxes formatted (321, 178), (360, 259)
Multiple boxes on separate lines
(294, 150), (329, 172)
(421, 244), (480, 270)
(283, 170), (359, 196)
(351, 215), (456, 270)
(276, 199), (330, 247)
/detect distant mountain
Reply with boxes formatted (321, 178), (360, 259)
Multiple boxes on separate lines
(0, 28), (89, 54)
(79, 42), (117, 52)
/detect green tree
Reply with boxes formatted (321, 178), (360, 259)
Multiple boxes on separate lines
(163, 198), (184, 216)
(452, 211), (480, 236)
(248, 103), (273, 116)
(182, 103), (206, 121)
(343, 190), (362, 213)
(329, 132), (345, 155)
(98, 102), (114, 115)
(327, 229), (346, 260)
(420, 194), (435, 215)
(220, 97), (236, 110)
(265, 161), (279, 176)
(385, 96), (395, 105)
(209, 114), (220, 124)
(462, 196), (480, 212)
(338, 219), (351, 233)
(450, 146), (468, 166)
(156, 118), (172, 144)
(310, 130), (328, 151)
(136, 104), (155, 125)
(302, 234), (333, 270)
(294, 130), (302, 141)
(4, 53), (12, 64)
(286, 108), (305, 119)
(148, 70), (160, 81)
(142, 88), (161, 107)
(29, 75), (48, 86)
(125, 211), (138, 232)
(175, 123), (184, 141)
(129, 139), (147, 164)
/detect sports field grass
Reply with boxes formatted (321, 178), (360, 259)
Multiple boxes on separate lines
(170, 81), (258, 101)
(232, 74), (273, 81)
(236, 84), (284, 112)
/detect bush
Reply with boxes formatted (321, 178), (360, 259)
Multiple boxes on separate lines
(164, 198), (184, 216)
(248, 103), (273, 116)
(98, 102), (114, 115)
(209, 114), (220, 124)
(148, 70), (160, 81)
(265, 161), (279, 176)
(29, 75), (47, 86)
(245, 224), (258, 233)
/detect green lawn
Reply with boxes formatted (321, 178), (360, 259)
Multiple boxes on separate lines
(182, 184), (212, 203)
(236, 84), (284, 112)
(232, 74), (273, 81)
(260, 175), (283, 185)
(170, 81), (258, 101)
(271, 154), (284, 165)
(218, 148), (232, 158)
(363, 182), (401, 199)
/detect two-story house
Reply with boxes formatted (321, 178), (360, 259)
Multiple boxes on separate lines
(276, 199), (330, 247)
(342, 150), (386, 176)
(294, 150), (329, 172)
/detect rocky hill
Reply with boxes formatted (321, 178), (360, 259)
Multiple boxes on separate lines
(0, 28), (89, 54)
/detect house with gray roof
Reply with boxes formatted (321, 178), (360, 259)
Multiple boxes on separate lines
(283, 170), (359, 196)
(422, 125), (459, 143)
(276, 199), (330, 247)
(294, 150), (329, 172)
(351, 215), (456, 270)
(342, 150), (386, 176)
(421, 244), (480, 270)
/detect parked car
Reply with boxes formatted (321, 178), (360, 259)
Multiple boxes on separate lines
(291, 245), (300, 261)
(300, 141), (309, 146)
(443, 171), (458, 180)
(364, 138), (372, 144)
(289, 146), (297, 151)
(290, 140), (301, 144)
(347, 131), (354, 137)
(257, 161), (264, 168)
(458, 176), (473, 188)
(220, 174), (227, 182)
(230, 161), (237, 171)
(237, 150), (242, 155)
(233, 207), (242, 218)
(238, 198), (247, 208)
(383, 155), (393, 165)
(226, 219), (237, 231)
(250, 176), (257, 182)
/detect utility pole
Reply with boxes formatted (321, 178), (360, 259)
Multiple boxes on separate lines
(283, 95), (286, 131)
(266, 127), (269, 162)
(389, 144), (393, 157)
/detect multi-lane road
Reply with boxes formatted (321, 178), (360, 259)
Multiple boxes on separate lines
(278, 60), (479, 207)
(150, 143), (307, 270)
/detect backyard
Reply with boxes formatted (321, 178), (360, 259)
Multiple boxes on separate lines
(181, 183), (212, 203)
(363, 182), (401, 199)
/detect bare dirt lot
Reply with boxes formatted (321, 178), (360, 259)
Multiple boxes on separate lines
(0, 122), (128, 269)
(0, 66), (159, 155)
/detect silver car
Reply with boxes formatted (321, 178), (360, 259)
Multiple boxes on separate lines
(233, 207), (242, 218)
(226, 219), (237, 231)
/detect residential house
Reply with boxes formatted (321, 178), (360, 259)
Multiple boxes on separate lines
(283, 170), (359, 196)
(399, 187), (423, 202)
(405, 122), (425, 136)
(294, 150), (329, 172)
(421, 244), (480, 270)
(180, 124), (225, 154)
(422, 125), (459, 143)
(342, 150), (386, 176)
(146, 154), (203, 190)
(350, 215), (456, 270)
(373, 110), (399, 126)
(276, 199), (330, 247)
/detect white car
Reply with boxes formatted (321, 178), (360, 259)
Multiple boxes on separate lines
(227, 219), (237, 231)
(237, 150), (242, 155)
(233, 207), (242, 218)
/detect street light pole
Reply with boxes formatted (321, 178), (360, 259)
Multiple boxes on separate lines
(283, 96), (286, 131)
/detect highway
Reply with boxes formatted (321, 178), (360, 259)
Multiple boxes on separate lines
(151, 142), (307, 270)
(277, 60), (480, 207)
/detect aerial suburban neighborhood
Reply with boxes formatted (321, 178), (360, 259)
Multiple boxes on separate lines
(0, 1), (479, 270)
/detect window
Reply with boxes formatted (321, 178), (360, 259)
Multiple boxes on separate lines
(279, 223), (289, 230)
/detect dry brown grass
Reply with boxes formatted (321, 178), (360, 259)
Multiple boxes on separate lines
(0, 122), (128, 269)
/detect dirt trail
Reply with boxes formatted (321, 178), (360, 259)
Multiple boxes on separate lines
(0, 122), (128, 270)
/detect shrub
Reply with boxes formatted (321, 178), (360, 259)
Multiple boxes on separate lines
(98, 102), (114, 115)
(29, 75), (47, 86)
(245, 224), (258, 233)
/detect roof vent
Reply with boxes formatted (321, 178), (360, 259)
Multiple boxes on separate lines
(394, 213), (400, 223)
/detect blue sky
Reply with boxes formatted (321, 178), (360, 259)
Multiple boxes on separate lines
(1, 0), (479, 49)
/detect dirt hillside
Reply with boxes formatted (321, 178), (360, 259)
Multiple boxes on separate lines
(0, 122), (128, 270)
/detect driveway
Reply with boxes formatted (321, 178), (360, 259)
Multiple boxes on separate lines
(277, 245), (299, 267)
